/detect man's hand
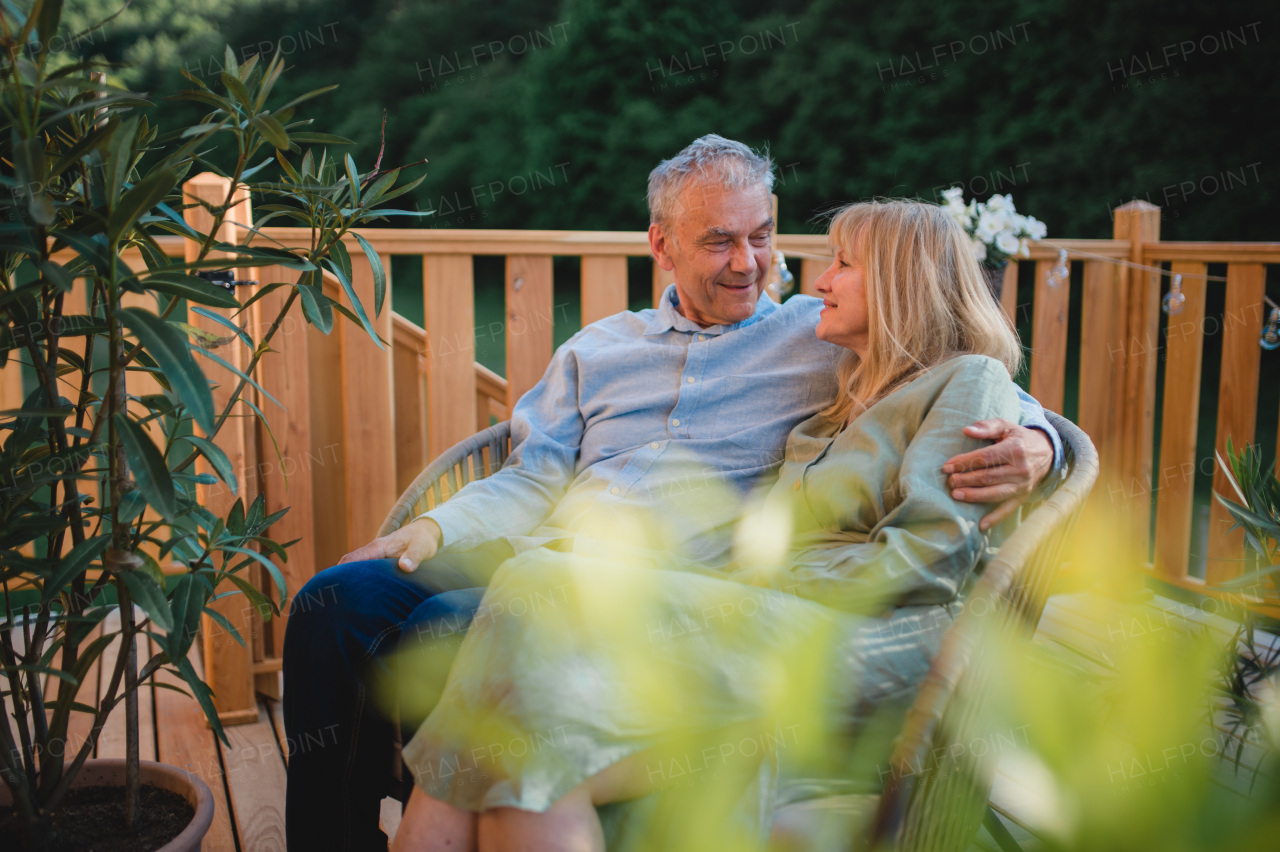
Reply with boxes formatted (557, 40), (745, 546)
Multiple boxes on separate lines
(942, 419), (1054, 532)
(339, 517), (443, 573)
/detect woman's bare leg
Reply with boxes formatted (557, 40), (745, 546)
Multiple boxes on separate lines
(480, 724), (772, 852)
(391, 786), (477, 852)
(479, 785), (604, 852)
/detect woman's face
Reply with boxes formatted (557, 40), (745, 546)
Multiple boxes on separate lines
(814, 239), (870, 357)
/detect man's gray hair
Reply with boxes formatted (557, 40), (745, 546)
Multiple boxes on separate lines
(647, 134), (774, 227)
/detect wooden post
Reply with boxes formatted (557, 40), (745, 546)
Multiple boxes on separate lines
(1112, 201), (1162, 563)
(182, 173), (258, 726)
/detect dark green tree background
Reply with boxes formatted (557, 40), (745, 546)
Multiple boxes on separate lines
(63, 0), (1275, 239)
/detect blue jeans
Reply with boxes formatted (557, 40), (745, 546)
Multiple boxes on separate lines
(282, 545), (504, 852)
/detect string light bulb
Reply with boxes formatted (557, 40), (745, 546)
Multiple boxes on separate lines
(1261, 306), (1280, 351)
(1047, 249), (1069, 288)
(1162, 273), (1186, 316)
(766, 250), (795, 300)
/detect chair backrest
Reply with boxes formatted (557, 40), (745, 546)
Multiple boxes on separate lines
(867, 412), (1099, 852)
(377, 420), (514, 537)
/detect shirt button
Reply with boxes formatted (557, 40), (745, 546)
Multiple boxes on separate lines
(686, 376), (695, 383)
(792, 481), (801, 491)
(650, 442), (660, 449)
(672, 418), (680, 426)
(697, 334), (707, 341)
(610, 487), (620, 495)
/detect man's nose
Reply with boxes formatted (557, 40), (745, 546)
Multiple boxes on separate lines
(728, 241), (757, 273)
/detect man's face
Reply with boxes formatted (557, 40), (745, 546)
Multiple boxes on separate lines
(648, 180), (774, 327)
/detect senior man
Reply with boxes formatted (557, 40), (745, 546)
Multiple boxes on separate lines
(283, 134), (1059, 852)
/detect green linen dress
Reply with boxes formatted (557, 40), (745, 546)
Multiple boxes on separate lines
(401, 354), (1024, 838)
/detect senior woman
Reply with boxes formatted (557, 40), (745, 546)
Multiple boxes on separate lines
(392, 199), (1027, 852)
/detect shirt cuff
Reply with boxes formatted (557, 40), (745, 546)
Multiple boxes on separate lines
(414, 504), (480, 553)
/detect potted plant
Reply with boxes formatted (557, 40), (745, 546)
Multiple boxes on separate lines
(938, 186), (1047, 300)
(1213, 442), (1280, 783)
(1, 4), (426, 848)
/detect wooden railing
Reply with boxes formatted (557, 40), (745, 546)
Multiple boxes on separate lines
(4, 178), (1278, 724)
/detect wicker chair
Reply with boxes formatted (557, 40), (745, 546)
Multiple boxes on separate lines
(378, 413), (1099, 851)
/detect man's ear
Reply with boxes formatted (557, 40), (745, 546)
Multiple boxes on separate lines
(648, 223), (676, 272)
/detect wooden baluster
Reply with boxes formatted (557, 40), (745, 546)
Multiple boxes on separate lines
(800, 258), (824, 298)
(249, 264), (316, 692)
(305, 273), (349, 573)
(183, 173), (257, 726)
(581, 256), (628, 324)
(424, 255), (476, 459)
(0, 357), (22, 414)
(1078, 261), (1128, 507)
(1152, 262), (1207, 583)
(1029, 260), (1069, 414)
(339, 249), (398, 551)
(392, 314), (429, 494)
(999, 262), (1019, 325)
(1206, 263), (1265, 586)
(505, 255), (554, 412)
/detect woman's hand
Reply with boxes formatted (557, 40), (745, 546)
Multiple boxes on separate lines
(942, 419), (1054, 531)
(339, 517), (443, 572)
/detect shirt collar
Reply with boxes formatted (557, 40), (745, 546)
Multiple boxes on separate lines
(643, 283), (778, 336)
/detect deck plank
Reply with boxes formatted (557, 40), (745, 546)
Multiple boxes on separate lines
(154, 650), (239, 851)
(220, 703), (288, 852)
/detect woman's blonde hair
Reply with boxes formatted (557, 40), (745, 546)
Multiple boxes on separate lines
(822, 199), (1023, 424)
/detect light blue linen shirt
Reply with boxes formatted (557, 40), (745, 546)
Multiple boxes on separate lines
(422, 285), (1061, 568)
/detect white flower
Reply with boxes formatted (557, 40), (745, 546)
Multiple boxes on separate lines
(1017, 237), (1031, 258)
(985, 193), (1010, 212)
(941, 186), (965, 203)
(995, 230), (1021, 256)
(970, 237), (988, 261)
(1024, 216), (1047, 240)
(975, 212), (1003, 241)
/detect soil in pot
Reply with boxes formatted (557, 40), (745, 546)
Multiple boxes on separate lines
(0, 783), (194, 852)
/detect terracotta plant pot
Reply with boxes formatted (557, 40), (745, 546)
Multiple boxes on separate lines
(0, 759), (214, 852)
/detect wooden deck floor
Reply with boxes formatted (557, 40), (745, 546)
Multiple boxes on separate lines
(72, 587), (1273, 851)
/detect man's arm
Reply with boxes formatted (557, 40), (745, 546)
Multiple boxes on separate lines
(942, 387), (1061, 531)
(341, 340), (587, 571)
